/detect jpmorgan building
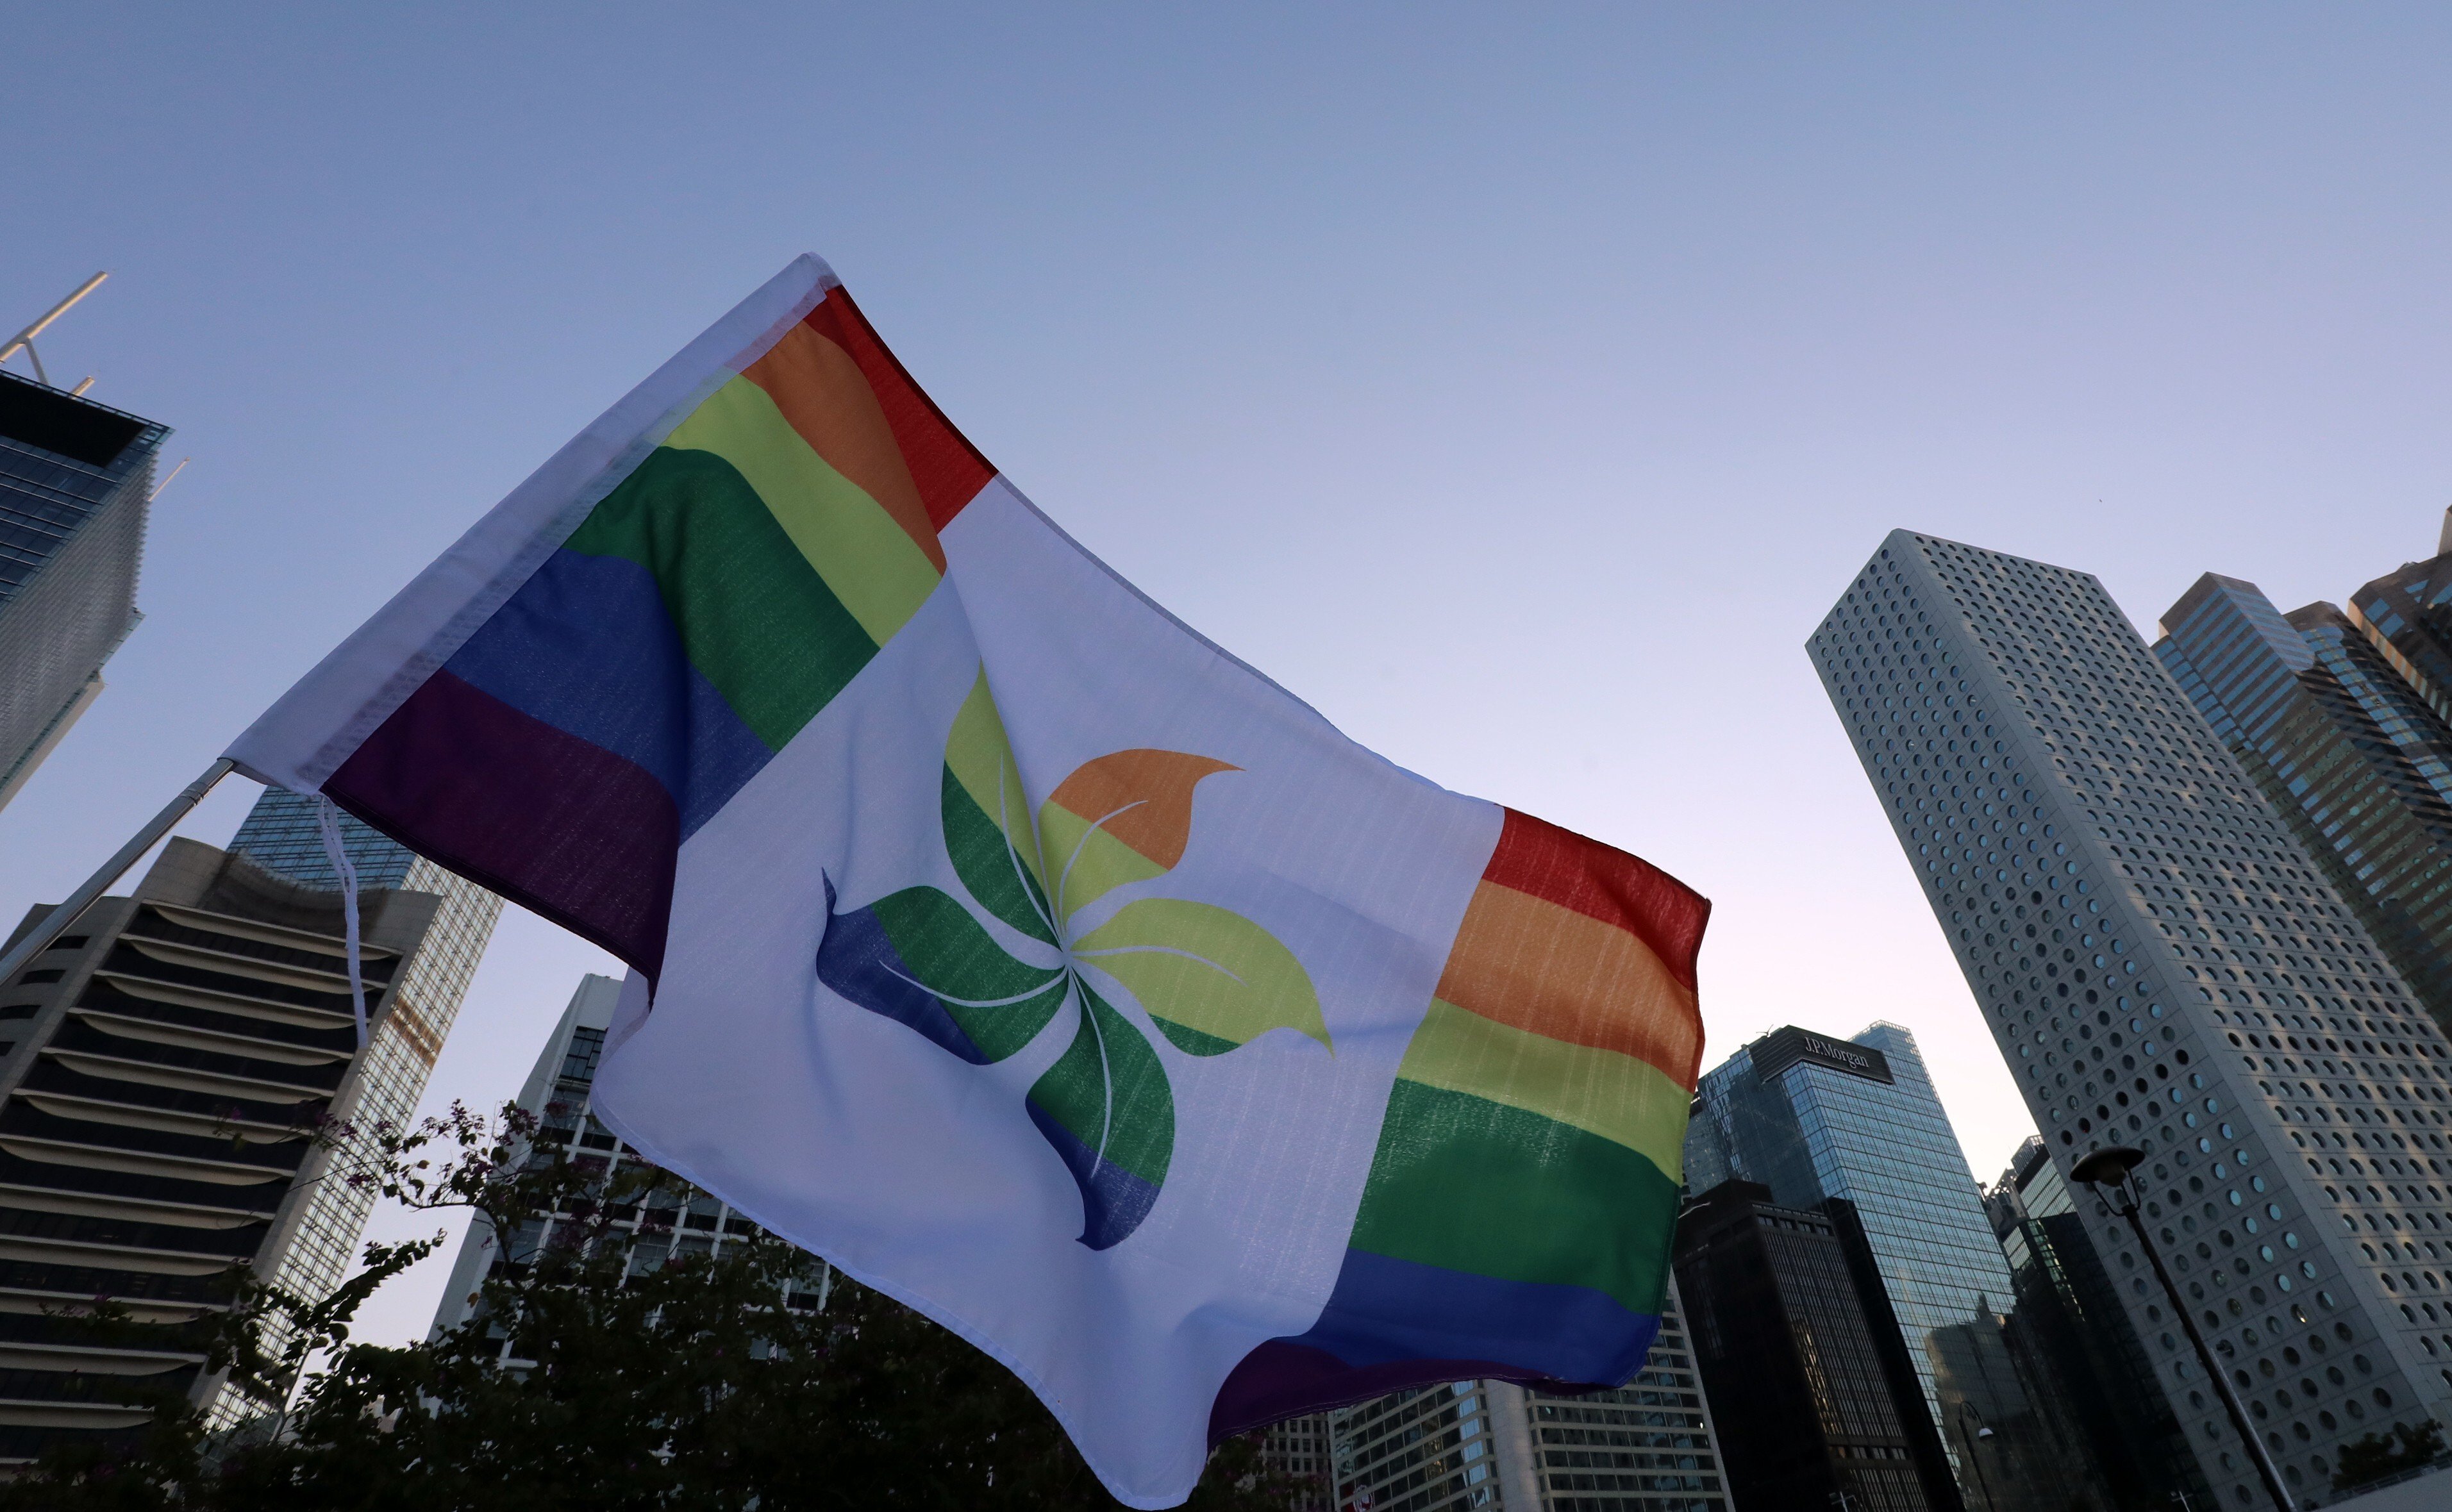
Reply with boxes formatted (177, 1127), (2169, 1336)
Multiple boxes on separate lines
(1686, 1022), (2094, 1511)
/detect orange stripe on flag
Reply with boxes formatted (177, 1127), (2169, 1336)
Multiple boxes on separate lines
(1481, 808), (1708, 992)
(802, 289), (997, 533)
(1433, 878), (1705, 1090)
(739, 322), (946, 573)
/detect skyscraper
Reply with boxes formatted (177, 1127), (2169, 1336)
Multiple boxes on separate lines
(1325, 1290), (1727, 1512)
(2156, 574), (2452, 1038)
(1812, 530), (2452, 1507)
(2344, 509), (2452, 732)
(1673, 1179), (1937, 1512)
(1684, 1022), (2088, 1511)
(0, 788), (497, 1459)
(1984, 1136), (2205, 1508)
(211, 788), (499, 1426)
(0, 370), (163, 810)
(1258, 1413), (1333, 1512)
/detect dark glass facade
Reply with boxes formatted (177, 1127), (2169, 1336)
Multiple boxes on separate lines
(0, 371), (165, 808)
(229, 786), (427, 890)
(1984, 1138), (2206, 1510)
(2157, 574), (2452, 1039)
(1686, 1023), (2126, 1511)
(1674, 1180), (1937, 1512)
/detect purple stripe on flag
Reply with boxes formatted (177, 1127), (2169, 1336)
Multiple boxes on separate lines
(1206, 1248), (1660, 1440)
(442, 548), (771, 841)
(324, 668), (679, 981)
(1210, 1342), (1522, 1441)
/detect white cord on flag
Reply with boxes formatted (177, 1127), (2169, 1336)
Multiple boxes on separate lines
(314, 795), (369, 1049)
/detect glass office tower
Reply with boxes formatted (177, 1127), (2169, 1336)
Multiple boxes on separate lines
(1686, 1023), (2074, 1510)
(427, 975), (831, 1346)
(2345, 508), (2452, 732)
(1985, 1136), (2205, 1508)
(0, 370), (164, 810)
(1674, 1179), (1938, 1512)
(1812, 531), (2452, 1507)
(215, 788), (500, 1419)
(2156, 573), (2452, 1039)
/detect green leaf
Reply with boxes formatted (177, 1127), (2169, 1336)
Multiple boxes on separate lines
(865, 886), (1067, 1062)
(1024, 981), (1174, 1249)
(1073, 898), (1330, 1056)
(940, 672), (1058, 945)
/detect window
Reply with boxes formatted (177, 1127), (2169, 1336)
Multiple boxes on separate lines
(560, 1026), (606, 1084)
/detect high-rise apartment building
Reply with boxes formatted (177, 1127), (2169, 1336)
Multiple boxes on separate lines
(0, 370), (163, 810)
(2156, 574), (2452, 1037)
(1325, 1289), (1726, 1512)
(0, 788), (497, 1459)
(1673, 1179), (1939, 1512)
(1812, 530), (2452, 1507)
(1683, 1022), (2096, 1510)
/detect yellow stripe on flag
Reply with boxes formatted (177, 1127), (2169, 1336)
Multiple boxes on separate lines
(1396, 997), (1687, 1182)
(666, 376), (942, 647)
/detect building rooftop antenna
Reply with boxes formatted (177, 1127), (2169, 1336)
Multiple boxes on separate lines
(1, 271), (109, 388)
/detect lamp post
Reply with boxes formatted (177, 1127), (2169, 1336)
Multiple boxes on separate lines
(2071, 1145), (2293, 1512)
(1956, 1402), (1998, 1512)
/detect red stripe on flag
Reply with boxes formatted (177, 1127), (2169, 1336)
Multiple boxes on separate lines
(1480, 809), (1709, 992)
(803, 289), (997, 531)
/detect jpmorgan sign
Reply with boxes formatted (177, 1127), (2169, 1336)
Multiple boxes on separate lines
(1751, 1026), (1896, 1085)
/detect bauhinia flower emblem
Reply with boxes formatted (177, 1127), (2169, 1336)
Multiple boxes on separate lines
(817, 667), (1330, 1249)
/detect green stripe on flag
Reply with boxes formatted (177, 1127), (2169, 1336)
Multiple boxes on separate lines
(1349, 1079), (1679, 1316)
(564, 446), (878, 751)
(665, 375), (944, 645)
(1396, 999), (1688, 1183)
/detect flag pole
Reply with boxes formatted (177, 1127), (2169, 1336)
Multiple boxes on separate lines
(0, 757), (237, 983)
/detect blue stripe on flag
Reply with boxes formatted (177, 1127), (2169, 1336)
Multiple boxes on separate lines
(1294, 1248), (1658, 1386)
(443, 547), (772, 840)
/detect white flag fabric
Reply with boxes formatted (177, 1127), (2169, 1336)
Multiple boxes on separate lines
(229, 256), (1708, 1507)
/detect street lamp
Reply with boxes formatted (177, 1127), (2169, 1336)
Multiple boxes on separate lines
(2071, 1145), (2294, 1512)
(1956, 1402), (1998, 1512)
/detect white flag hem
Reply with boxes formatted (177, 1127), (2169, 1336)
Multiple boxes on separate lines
(225, 254), (840, 793)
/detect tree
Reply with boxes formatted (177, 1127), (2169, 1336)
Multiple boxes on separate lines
(2330, 1418), (2447, 1493)
(0, 1104), (1315, 1511)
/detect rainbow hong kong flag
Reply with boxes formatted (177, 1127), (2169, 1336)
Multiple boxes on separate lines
(226, 255), (1709, 1509)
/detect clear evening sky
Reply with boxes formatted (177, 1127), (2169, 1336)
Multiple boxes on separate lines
(8, 6), (2451, 1342)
